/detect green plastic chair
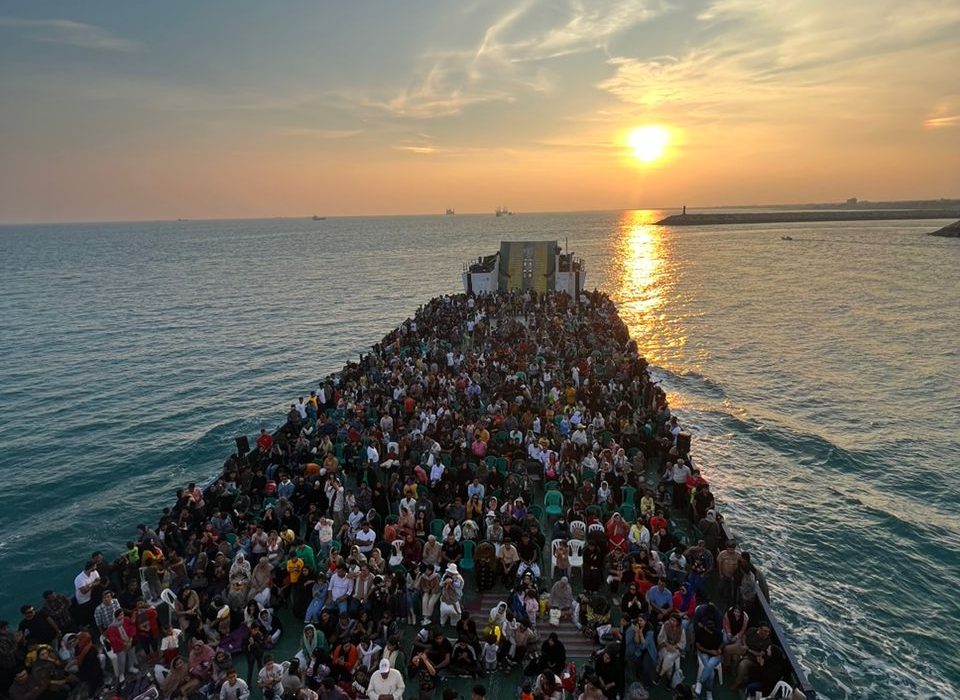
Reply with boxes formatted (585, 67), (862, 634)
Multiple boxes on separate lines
(544, 490), (564, 517)
(460, 540), (475, 571)
(586, 505), (603, 520)
(620, 504), (637, 522)
(528, 504), (545, 522)
(225, 532), (237, 546)
(621, 487), (638, 507)
(545, 480), (560, 493)
(431, 518), (445, 539)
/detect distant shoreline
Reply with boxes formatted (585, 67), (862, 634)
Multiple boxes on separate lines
(657, 210), (960, 226)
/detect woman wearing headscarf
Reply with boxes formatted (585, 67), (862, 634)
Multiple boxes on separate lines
(421, 535), (441, 570)
(488, 601), (509, 635)
(699, 509), (721, 554)
(73, 631), (104, 696)
(582, 540), (604, 593)
(474, 541), (498, 592)
(158, 656), (200, 699)
(540, 633), (567, 676)
(297, 624), (327, 665)
(230, 552), (252, 586)
(187, 638), (215, 682)
(548, 577), (574, 620)
(396, 506), (415, 538)
(249, 557), (274, 608)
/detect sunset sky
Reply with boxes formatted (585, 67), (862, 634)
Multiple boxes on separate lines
(1, 0), (958, 223)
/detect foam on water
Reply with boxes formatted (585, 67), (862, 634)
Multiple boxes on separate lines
(1, 212), (957, 698)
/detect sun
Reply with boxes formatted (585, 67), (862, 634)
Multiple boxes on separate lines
(627, 126), (670, 164)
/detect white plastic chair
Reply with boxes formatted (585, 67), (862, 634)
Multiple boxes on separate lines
(550, 538), (568, 577)
(567, 539), (584, 575)
(569, 520), (587, 541)
(696, 654), (724, 687)
(389, 539), (404, 567)
(588, 522), (605, 538)
(758, 681), (796, 700)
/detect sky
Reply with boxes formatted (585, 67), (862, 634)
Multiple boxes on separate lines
(0, 0), (958, 223)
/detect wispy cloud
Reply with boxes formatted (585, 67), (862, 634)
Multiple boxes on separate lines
(925, 115), (959, 128)
(393, 145), (440, 154)
(597, 0), (960, 128)
(277, 127), (362, 140)
(0, 17), (140, 51)
(353, 0), (666, 119)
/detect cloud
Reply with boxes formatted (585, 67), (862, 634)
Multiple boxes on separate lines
(597, 0), (960, 128)
(925, 115), (958, 128)
(393, 145), (440, 154)
(277, 128), (362, 140)
(354, 0), (666, 119)
(0, 17), (140, 51)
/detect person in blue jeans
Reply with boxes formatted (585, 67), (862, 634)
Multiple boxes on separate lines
(694, 617), (723, 700)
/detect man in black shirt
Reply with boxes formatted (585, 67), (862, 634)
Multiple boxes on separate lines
(516, 534), (540, 579)
(428, 630), (453, 672)
(17, 605), (59, 647)
(694, 618), (723, 700)
(441, 534), (462, 568)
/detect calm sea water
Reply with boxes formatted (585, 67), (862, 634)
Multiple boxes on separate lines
(1, 212), (957, 699)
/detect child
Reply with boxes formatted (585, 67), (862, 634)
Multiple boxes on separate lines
(554, 542), (570, 580)
(519, 682), (534, 700)
(480, 633), (499, 674)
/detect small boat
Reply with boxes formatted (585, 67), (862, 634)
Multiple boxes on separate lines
(782, 235), (793, 240)
(312, 215), (326, 221)
(446, 208), (455, 215)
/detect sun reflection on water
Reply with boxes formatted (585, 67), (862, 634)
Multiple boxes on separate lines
(613, 210), (686, 369)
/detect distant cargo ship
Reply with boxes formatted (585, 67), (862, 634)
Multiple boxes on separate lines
(495, 206), (513, 216)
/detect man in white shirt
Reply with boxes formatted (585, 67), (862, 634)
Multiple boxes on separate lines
(73, 560), (100, 626)
(366, 658), (405, 700)
(354, 522), (377, 555)
(258, 655), (284, 700)
(74, 561), (100, 605)
(328, 566), (353, 615)
(220, 669), (250, 700)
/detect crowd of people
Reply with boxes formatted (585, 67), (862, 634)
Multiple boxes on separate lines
(1, 289), (796, 700)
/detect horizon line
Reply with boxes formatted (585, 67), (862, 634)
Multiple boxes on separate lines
(1, 197), (958, 227)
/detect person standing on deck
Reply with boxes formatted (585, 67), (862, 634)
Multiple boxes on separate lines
(715, 541), (742, 608)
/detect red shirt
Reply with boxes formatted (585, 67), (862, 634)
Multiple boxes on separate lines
(649, 515), (667, 533)
(256, 433), (274, 451)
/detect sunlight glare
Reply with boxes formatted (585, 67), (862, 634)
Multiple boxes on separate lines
(627, 126), (670, 164)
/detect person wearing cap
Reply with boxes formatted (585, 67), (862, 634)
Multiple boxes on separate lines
(365, 658), (404, 700)
(438, 564), (463, 626)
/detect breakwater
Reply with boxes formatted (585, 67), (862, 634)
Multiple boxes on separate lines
(657, 210), (960, 226)
(928, 219), (960, 237)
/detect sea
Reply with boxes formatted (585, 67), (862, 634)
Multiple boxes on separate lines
(0, 211), (957, 699)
